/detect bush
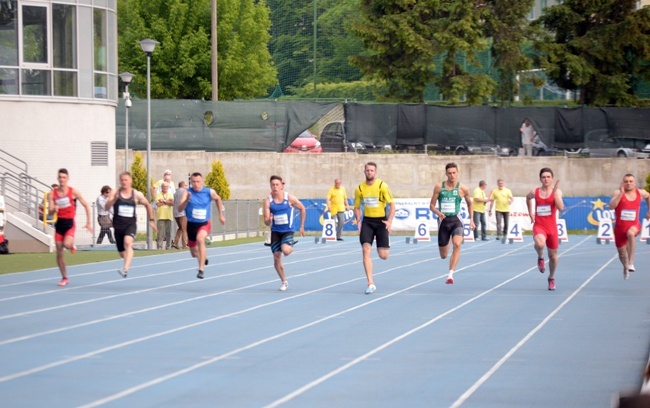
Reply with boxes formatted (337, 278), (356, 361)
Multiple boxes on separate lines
(645, 172), (650, 193)
(130, 152), (147, 194)
(204, 160), (230, 200)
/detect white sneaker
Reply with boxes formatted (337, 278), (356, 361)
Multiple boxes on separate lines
(628, 264), (635, 272)
(118, 268), (128, 278)
(279, 281), (288, 291)
(364, 284), (376, 295)
(624, 268), (630, 280)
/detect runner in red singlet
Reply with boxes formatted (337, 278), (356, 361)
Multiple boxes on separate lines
(48, 169), (92, 286)
(609, 174), (650, 280)
(526, 167), (564, 291)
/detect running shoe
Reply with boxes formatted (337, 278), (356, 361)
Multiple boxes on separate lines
(70, 245), (77, 254)
(624, 268), (630, 280)
(364, 284), (376, 294)
(446, 276), (454, 285)
(547, 278), (555, 291)
(279, 281), (289, 291)
(538, 258), (545, 273)
(628, 264), (635, 273)
(57, 278), (69, 287)
(117, 268), (128, 278)
(290, 240), (299, 246)
(197, 270), (205, 279)
(205, 258), (209, 266)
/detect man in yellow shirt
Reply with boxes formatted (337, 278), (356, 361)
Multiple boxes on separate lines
(472, 180), (492, 241)
(354, 162), (395, 295)
(155, 182), (174, 249)
(489, 178), (514, 240)
(326, 178), (351, 241)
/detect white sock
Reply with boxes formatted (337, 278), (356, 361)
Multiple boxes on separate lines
(448, 270), (454, 277)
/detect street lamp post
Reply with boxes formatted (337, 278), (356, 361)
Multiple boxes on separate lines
(118, 72), (134, 173)
(139, 38), (159, 250)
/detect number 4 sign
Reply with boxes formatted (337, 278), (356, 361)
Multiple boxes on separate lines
(506, 222), (524, 243)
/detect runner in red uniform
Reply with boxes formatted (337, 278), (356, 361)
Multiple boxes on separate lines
(526, 167), (564, 291)
(48, 169), (92, 286)
(609, 174), (650, 280)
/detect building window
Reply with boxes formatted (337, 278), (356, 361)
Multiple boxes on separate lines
(52, 3), (77, 96)
(22, 5), (48, 64)
(93, 7), (107, 99)
(0, 0), (18, 67)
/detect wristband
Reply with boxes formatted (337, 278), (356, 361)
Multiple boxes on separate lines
(149, 218), (154, 222)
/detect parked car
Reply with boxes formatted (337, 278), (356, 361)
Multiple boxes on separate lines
(284, 130), (322, 153)
(531, 135), (564, 156)
(584, 130), (649, 158)
(319, 121), (391, 153)
(430, 128), (516, 156)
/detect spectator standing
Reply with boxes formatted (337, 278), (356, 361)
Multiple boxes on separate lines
(172, 180), (189, 249)
(96, 185), (115, 244)
(326, 178), (351, 241)
(155, 182), (174, 249)
(472, 180), (491, 241)
(489, 179), (514, 240)
(150, 169), (176, 204)
(520, 119), (537, 156)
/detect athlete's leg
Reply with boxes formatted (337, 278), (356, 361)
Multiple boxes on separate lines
(626, 226), (639, 267)
(548, 248), (559, 279)
(273, 251), (286, 282)
(55, 241), (66, 279)
(362, 243), (374, 285)
(533, 234), (546, 259)
(121, 235), (135, 271)
(448, 234), (463, 271)
(192, 228), (209, 270)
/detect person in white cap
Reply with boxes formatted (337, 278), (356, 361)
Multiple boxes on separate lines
(150, 169), (176, 204)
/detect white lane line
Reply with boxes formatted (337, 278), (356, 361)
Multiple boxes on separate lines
(0, 243), (295, 288)
(76, 245), (531, 408)
(450, 251), (616, 407)
(0, 249), (361, 320)
(264, 236), (592, 408)
(0, 242), (520, 387)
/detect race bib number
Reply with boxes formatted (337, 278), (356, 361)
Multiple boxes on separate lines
(620, 209), (636, 221)
(273, 214), (289, 225)
(55, 196), (71, 209)
(118, 205), (135, 218)
(440, 201), (455, 214)
(536, 204), (551, 217)
(192, 208), (207, 220)
(363, 197), (379, 208)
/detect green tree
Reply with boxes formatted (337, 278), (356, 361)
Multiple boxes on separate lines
(350, 0), (441, 102)
(204, 160), (230, 200)
(533, 0), (650, 106)
(117, 0), (277, 100)
(431, 1), (495, 104)
(484, 0), (537, 105)
(130, 151), (147, 194)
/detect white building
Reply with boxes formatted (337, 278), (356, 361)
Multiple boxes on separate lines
(0, 0), (118, 250)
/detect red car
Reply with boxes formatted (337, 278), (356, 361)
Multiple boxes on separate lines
(284, 130), (322, 153)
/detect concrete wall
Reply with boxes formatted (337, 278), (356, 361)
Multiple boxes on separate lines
(116, 151), (650, 199)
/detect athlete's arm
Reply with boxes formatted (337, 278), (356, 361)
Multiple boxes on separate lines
(289, 194), (306, 237)
(48, 189), (57, 215)
(134, 190), (158, 232)
(609, 184), (624, 209)
(353, 187), (362, 230)
(554, 182), (564, 211)
(525, 190), (536, 223)
(640, 189), (650, 220)
(429, 184), (444, 219)
(210, 190), (226, 225)
(73, 190), (93, 232)
(104, 189), (119, 211)
(461, 185), (475, 230)
(263, 197), (272, 226)
(177, 189), (190, 212)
